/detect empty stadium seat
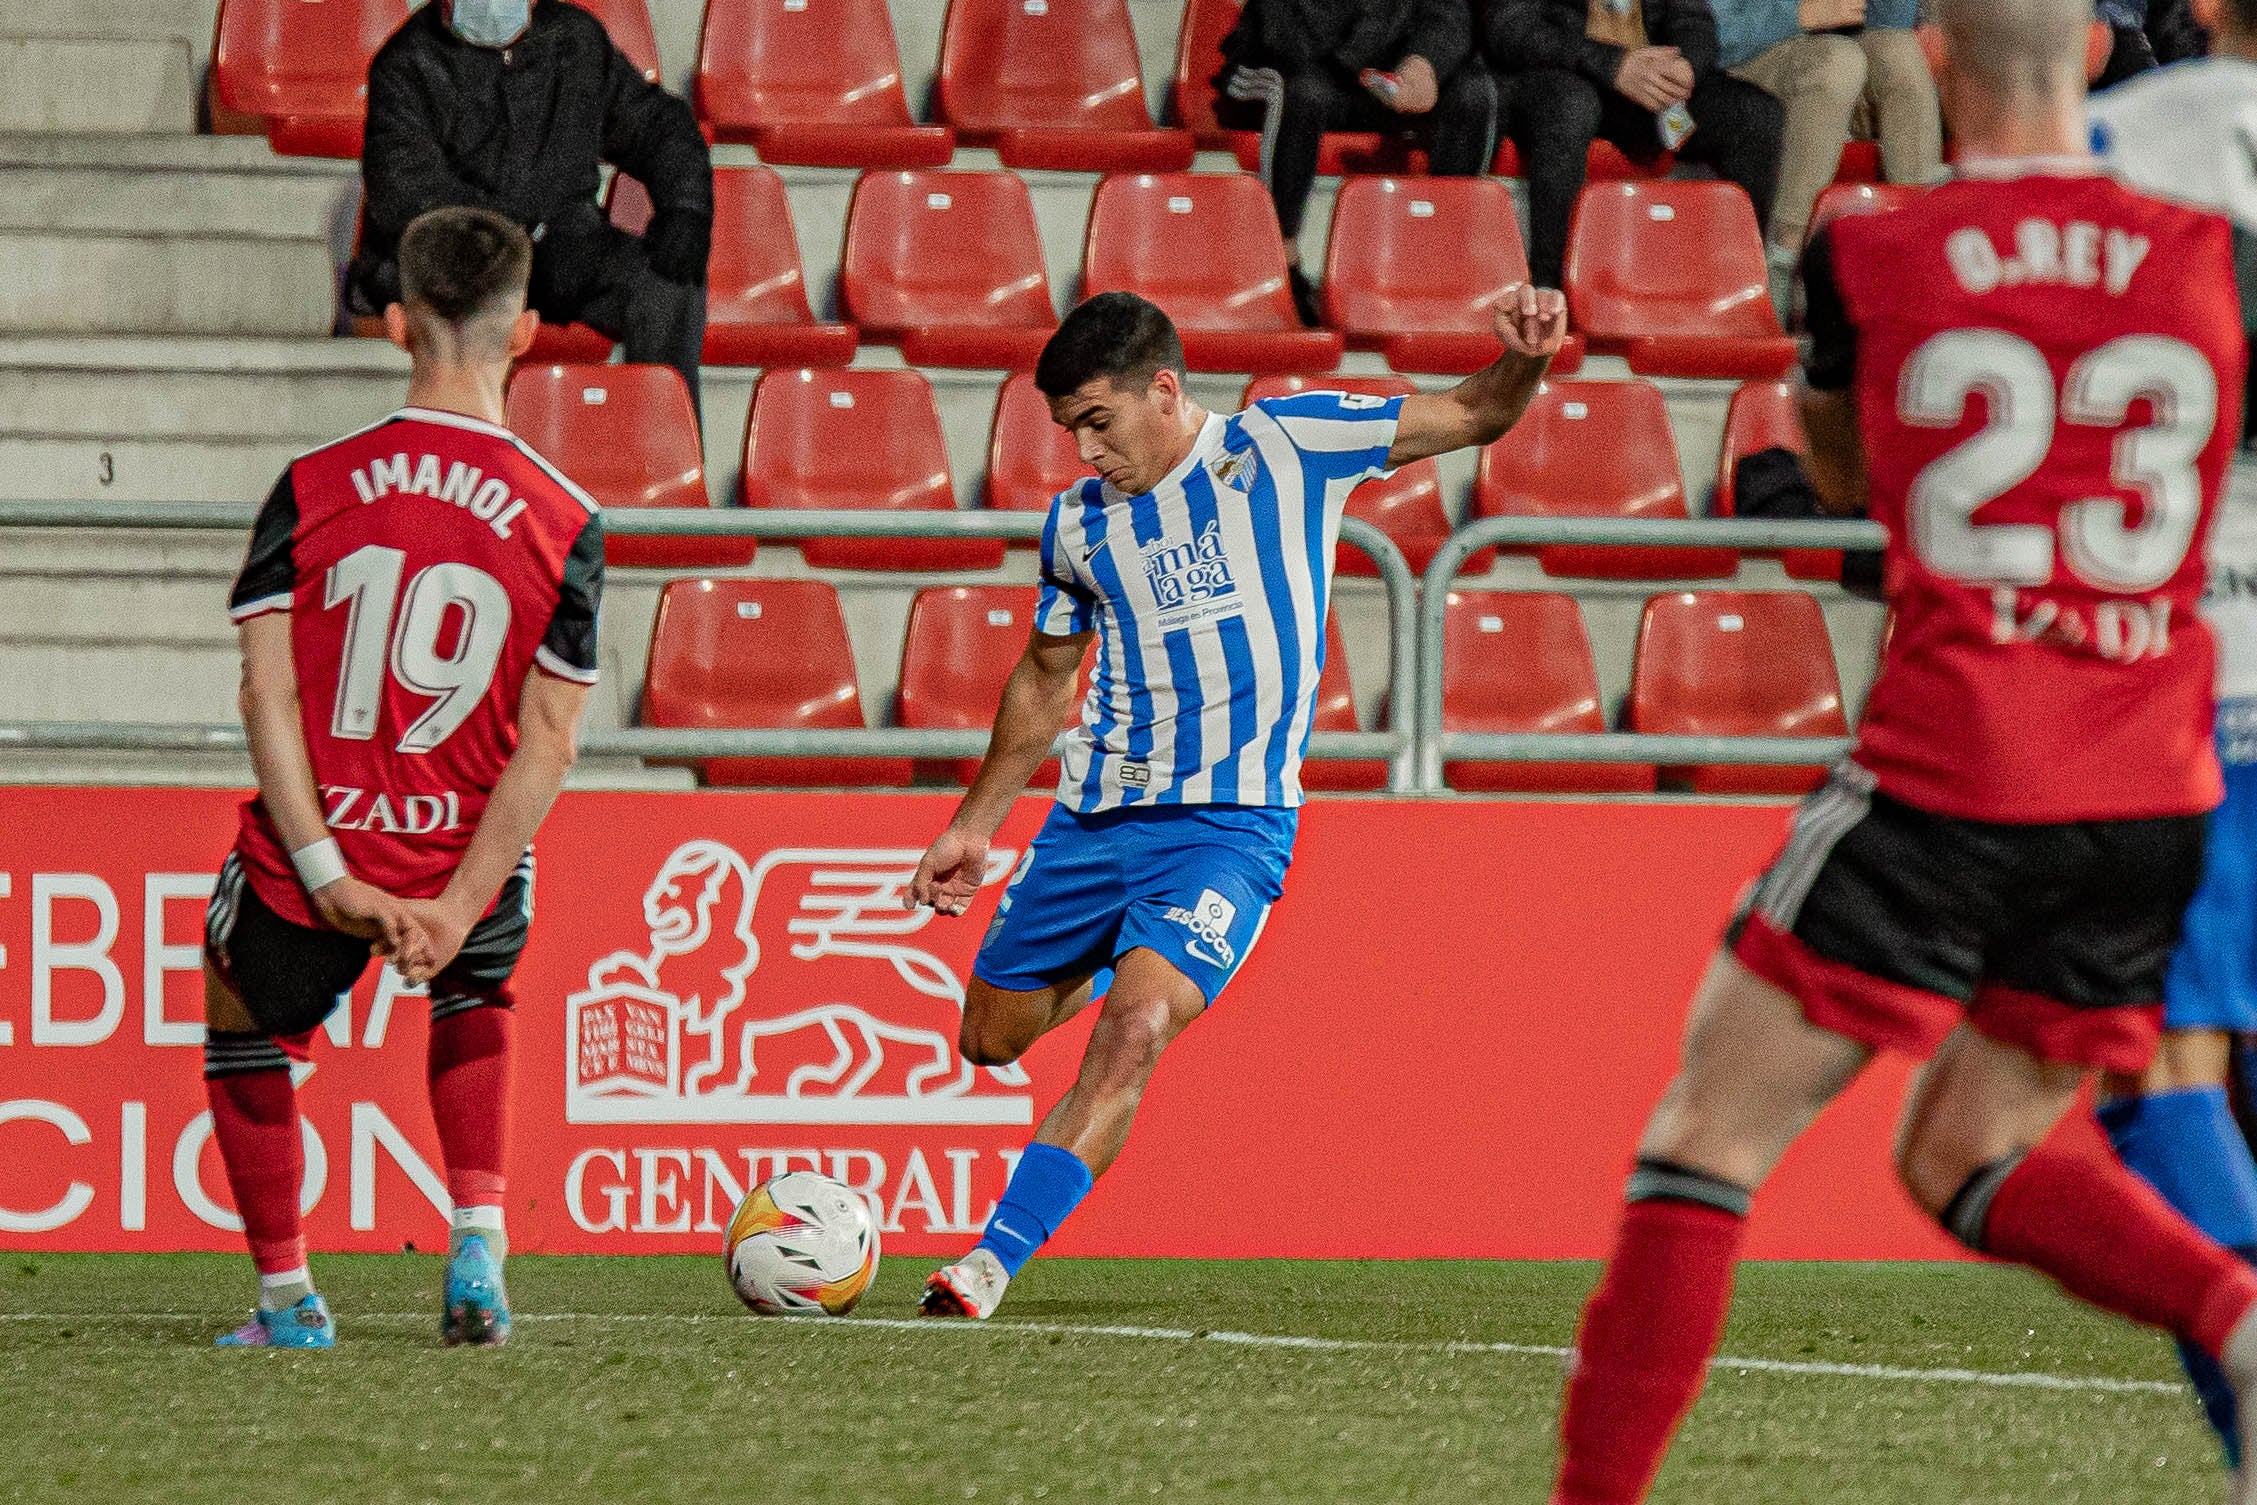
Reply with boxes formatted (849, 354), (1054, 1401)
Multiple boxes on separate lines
(1473, 379), (1735, 580)
(1805, 181), (1927, 245)
(842, 171), (1057, 369)
(1715, 379), (1837, 583)
(1627, 590), (1846, 795)
(1241, 375), (1463, 577)
(1083, 173), (1344, 373)
(938, 0), (1194, 171)
(898, 585), (1091, 785)
(640, 579), (913, 787)
(576, 0), (662, 80)
(1302, 616), (1388, 792)
(1565, 182), (1798, 379)
(740, 368), (1004, 571)
(985, 373), (1094, 515)
(504, 364), (745, 569)
(612, 169), (857, 367)
(1441, 591), (1655, 794)
(1322, 176), (1583, 376)
(693, 0), (954, 166)
(210, 0), (411, 157)
(1170, 0), (1418, 175)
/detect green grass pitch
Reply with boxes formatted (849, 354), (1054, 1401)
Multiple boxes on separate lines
(0, 1254), (2226, 1502)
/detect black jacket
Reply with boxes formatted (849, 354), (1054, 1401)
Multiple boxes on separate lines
(1221, 0), (1478, 83)
(354, 0), (710, 318)
(1484, 0), (1721, 89)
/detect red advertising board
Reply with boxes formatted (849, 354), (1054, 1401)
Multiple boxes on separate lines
(0, 788), (1959, 1261)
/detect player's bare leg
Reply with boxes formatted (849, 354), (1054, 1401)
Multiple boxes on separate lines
(201, 965), (334, 1349)
(956, 971), (1102, 1070)
(923, 949), (1205, 1318)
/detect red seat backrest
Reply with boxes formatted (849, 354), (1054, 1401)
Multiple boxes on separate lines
(574, 0), (662, 80)
(1475, 379), (1685, 521)
(1309, 615), (1360, 733)
(615, 167), (821, 327)
(1629, 591), (1846, 739)
(502, 363), (704, 509)
(212, 0), (410, 118)
(842, 171), (1054, 332)
(641, 578), (865, 731)
(1567, 181), (1780, 340)
(897, 585), (1043, 730)
(1441, 591), (1607, 734)
(937, 0), (1157, 134)
(1324, 176), (1528, 336)
(1170, 0), (1239, 138)
(693, 0), (917, 128)
(741, 368), (954, 511)
(1805, 181), (1926, 246)
(986, 373), (1094, 512)
(1083, 172), (1298, 332)
(1715, 379), (1805, 516)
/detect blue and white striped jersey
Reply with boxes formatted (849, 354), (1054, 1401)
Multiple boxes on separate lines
(1033, 391), (1403, 811)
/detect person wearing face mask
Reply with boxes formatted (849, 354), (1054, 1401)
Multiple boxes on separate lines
(349, 0), (715, 424)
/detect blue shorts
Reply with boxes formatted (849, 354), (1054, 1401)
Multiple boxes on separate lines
(2167, 757), (2257, 1032)
(974, 803), (1297, 1005)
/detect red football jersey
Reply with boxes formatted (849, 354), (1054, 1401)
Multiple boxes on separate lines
(1810, 161), (2248, 823)
(228, 408), (604, 927)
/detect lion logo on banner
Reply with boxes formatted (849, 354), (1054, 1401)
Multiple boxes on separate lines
(565, 843), (1031, 1126)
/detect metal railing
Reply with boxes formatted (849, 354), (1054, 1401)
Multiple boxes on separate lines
(0, 501), (1425, 791)
(1413, 515), (1888, 789)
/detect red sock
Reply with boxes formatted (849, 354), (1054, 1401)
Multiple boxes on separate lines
(205, 1065), (305, 1275)
(1981, 1115), (2257, 1358)
(428, 1002), (513, 1208)
(1554, 1199), (1747, 1505)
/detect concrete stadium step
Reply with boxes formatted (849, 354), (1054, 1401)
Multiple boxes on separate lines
(0, 0), (220, 73)
(0, 132), (347, 173)
(0, 37), (196, 134)
(0, 164), (354, 238)
(0, 435), (303, 501)
(0, 232), (335, 336)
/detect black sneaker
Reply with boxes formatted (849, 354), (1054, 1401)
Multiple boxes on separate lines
(1287, 265), (1324, 328)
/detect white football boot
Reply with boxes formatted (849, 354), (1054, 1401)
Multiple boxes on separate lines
(918, 1247), (1010, 1319)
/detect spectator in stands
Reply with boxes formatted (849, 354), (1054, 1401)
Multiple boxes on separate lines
(1215, 0), (1498, 326)
(1486, 0), (1784, 291)
(2093, 0), (2210, 86)
(349, 0), (714, 420)
(1712, 0), (1939, 284)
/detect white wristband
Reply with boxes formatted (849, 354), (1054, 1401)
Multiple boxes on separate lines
(291, 837), (349, 893)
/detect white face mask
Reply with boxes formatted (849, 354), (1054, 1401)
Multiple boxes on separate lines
(448, 0), (532, 48)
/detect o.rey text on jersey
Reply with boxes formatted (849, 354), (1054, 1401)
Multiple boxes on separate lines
(349, 450), (531, 539)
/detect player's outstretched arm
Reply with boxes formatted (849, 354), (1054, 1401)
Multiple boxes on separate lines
(911, 628), (1091, 917)
(395, 669), (590, 986)
(1386, 284), (1570, 468)
(237, 614), (415, 956)
(1797, 384), (1869, 517)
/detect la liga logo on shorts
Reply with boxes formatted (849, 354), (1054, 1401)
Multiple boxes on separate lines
(1166, 889), (1238, 969)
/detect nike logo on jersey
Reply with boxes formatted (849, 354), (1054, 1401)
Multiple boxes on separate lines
(351, 452), (531, 540)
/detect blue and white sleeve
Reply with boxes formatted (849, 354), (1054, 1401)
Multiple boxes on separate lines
(1255, 392), (1406, 483)
(1035, 492), (1096, 637)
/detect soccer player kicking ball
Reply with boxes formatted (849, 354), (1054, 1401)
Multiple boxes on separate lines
(909, 287), (1568, 1319)
(2089, 2), (2257, 1465)
(202, 206), (602, 1349)
(1549, 2), (2257, 1500)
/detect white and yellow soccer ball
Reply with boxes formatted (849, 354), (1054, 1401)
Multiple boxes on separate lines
(723, 1170), (880, 1316)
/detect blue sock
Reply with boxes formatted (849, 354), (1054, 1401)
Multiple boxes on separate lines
(973, 1144), (1094, 1278)
(2100, 1085), (2257, 1467)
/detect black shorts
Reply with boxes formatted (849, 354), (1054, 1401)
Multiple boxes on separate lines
(1728, 763), (2206, 1072)
(203, 849), (534, 1038)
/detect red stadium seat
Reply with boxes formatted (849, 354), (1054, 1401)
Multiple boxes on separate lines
(505, 364), (743, 570)
(938, 0), (1194, 171)
(740, 368), (1003, 571)
(1083, 173), (1344, 373)
(985, 373), (1094, 516)
(210, 0), (411, 157)
(522, 322), (615, 363)
(1441, 591), (1655, 794)
(842, 171), (1057, 369)
(1474, 380), (1733, 580)
(1241, 375), (1467, 577)
(694, 0), (954, 167)
(641, 579), (913, 787)
(1628, 590), (1846, 795)
(1322, 176), (1583, 377)
(612, 169), (857, 367)
(1565, 181), (1798, 379)
(1302, 615), (1388, 792)
(575, 0), (662, 80)
(1715, 379), (1837, 582)
(898, 585), (1092, 785)
(1805, 181), (1927, 246)
(1493, 137), (1670, 182)
(1169, 0), (1420, 175)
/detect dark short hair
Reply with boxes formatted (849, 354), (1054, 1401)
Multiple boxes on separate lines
(397, 205), (532, 325)
(1034, 292), (1186, 399)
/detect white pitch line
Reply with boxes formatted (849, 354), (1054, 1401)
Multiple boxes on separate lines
(0, 1310), (2183, 1394)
